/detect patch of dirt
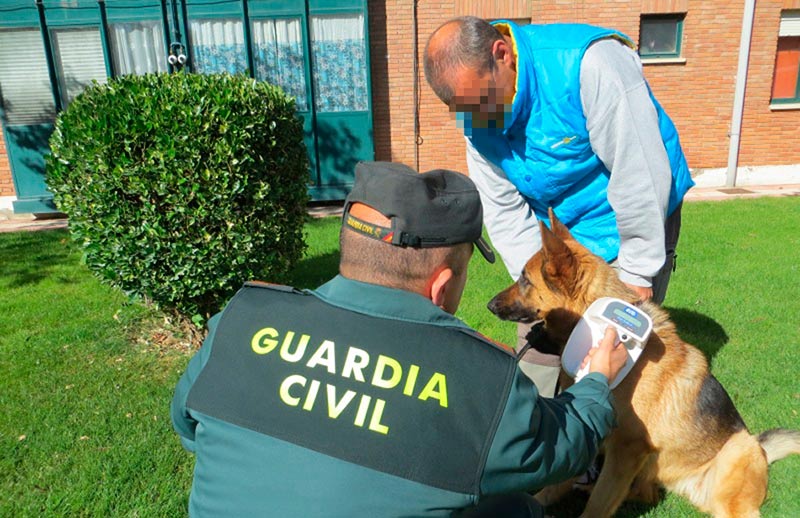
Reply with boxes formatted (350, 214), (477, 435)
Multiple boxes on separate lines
(119, 307), (206, 355)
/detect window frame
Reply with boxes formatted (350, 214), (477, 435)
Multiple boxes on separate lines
(771, 11), (800, 105)
(49, 25), (109, 108)
(638, 13), (684, 60)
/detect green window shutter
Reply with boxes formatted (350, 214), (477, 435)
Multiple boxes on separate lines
(0, 28), (56, 125)
(51, 27), (108, 107)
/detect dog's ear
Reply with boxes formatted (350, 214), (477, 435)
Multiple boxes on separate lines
(539, 220), (579, 288)
(547, 207), (574, 242)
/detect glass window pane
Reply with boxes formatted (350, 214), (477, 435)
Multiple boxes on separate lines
(189, 19), (247, 74)
(51, 27), (108, 107)
(252, 18), (308, 111)
(310, 14), (368, 112)
(640, 18), (679, 56)
(110, 21), (168, 76)
(0, 28), (55, 125)
(772, 36), (800, 100)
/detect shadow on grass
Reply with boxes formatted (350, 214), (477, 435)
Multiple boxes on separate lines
(286, 250), (340, 290)
(0, 229), (78, 289)
(545, 487), (663, 518)
(664, 306), (729, 359)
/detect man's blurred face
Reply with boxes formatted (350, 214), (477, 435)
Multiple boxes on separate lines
(448, 61), (515, 130)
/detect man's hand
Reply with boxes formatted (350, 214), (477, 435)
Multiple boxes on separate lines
(583, 327), (628, 383)
(624, 282), (653, 302)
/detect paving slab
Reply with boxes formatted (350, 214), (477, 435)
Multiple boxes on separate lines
(2, 184), (797, 233)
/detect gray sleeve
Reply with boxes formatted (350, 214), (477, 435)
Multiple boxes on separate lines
(580, 39), (672, 287)
(465, 138), (541, 280)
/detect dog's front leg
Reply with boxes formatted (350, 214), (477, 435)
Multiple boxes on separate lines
(626, 456), (662, 505)
(579, 439), (651, 518)
(532, 477), (576, 507)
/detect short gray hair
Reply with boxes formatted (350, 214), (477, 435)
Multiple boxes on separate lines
(424, 17), (504, 105)
(339, 226), (472, 292)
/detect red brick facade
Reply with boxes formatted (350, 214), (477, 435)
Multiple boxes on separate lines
(0, 125), (13, 197)
(2, 0), (798, 199)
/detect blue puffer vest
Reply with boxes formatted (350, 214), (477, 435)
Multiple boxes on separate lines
(467, 21), (694, 261)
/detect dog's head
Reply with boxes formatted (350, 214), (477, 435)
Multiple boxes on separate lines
(487, 209), (634, 338)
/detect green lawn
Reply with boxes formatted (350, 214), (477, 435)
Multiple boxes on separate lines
(1, 196), (798, 517)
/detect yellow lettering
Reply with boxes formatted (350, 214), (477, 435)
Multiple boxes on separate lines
(280, 331), (310, 362)
(327, 385), (357, 418)
(302, 379), (320, 411)
(418, 373), (448, 408)
(368, 398), (390, 435)
(251, 327), (279, 355)
(372, 355), (402, 389)
(342, 347), (370, 382)
(403, 364), (420, 396)
(354, 395), (371, 427)
(306, 340), (336, 374)
(279, 374), (306, 406)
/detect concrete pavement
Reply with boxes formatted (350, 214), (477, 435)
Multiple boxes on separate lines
(2, 184), (798, 233)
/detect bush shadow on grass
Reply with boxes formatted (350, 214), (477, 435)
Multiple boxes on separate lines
(285, 250), (340, 290)
(663, 306), (729, 359)
(0, 229), (79, 289)
(545, 487), (664, 518)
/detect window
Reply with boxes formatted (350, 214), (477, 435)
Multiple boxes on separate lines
(0, 29), (56, 125)
(771, 11), (800, 103)
(310, 14), (368, 112)
(639, 14), (684, 59)
(109, 21), (168, 76)
(189, 18), (247, 75)
(489, 18), (530, 26)
(251, 18), (308, 111)
(51, 27), (108, 108)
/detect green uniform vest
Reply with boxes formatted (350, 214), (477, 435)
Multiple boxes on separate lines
(186, 282), (518, 495)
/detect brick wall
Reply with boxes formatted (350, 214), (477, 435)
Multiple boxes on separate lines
(0, 124), (13, 197)
(534, 0), (745, 169)
(368, 0), (467, 172)
(369, 0), (800, 174)
(737, 0), (800, 167)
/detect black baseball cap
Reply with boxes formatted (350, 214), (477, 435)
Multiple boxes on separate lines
(343, 161), (495, 263)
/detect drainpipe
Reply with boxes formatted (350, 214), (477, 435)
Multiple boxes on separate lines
(412, 0), (421, 171)
(726, 0), (757, 188)
(35, 0), (62, 112)
(160, 0), (173, 72)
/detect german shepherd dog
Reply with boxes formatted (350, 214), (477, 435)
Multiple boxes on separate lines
(487, 210), (800, 518)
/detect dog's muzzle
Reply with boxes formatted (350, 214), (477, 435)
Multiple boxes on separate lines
(487, 295), (538, 323)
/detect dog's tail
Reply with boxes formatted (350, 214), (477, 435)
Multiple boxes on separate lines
(758, 428), (800, 464)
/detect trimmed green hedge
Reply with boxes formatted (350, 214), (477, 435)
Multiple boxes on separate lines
(46, 73), (309, 322)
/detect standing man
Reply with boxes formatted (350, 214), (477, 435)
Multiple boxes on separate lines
(424, 17), (694, 395)
(171, 161), (628, 517)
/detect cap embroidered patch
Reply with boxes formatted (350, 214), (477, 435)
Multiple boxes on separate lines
(345, 214), (395, 243)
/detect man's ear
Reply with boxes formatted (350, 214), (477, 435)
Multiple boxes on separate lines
(491, 38), (513, 67)
(429, 266), (454, 309)
(539, 220), (579, 288)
